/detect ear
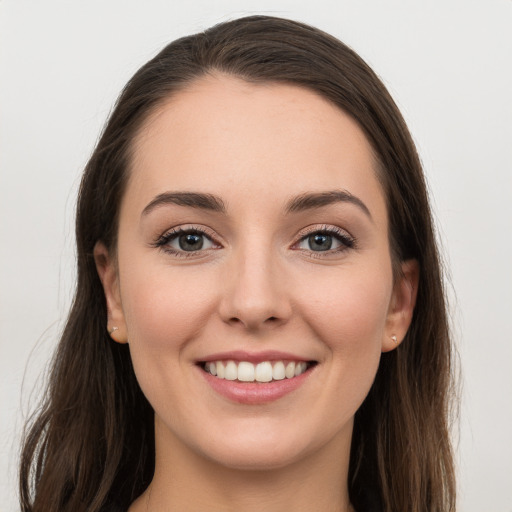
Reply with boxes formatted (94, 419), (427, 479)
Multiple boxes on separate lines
(382, 259), (419, 352)
(94, 241), (128, 344)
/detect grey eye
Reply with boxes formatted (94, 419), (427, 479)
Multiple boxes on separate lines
(168, 231), (215, 252)
(179, 233), (203, 251)
(307, 233), (333, 251)
(298, 232), (344, 252)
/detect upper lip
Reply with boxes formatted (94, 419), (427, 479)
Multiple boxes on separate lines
(198, 350), (315, 364)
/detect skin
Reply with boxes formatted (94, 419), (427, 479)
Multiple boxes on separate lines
(95, 74), (418, 512)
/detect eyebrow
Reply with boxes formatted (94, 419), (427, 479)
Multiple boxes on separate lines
(141, 189), (372, 220)
(142, 192), (226, 216)
(286, 190), (372, 220)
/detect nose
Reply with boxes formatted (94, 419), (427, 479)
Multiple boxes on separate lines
(218, 245), (292, 331)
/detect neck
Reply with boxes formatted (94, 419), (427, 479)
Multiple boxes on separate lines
(130, 416), (354, 512)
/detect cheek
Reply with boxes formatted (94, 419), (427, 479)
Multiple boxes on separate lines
(117, 260), (222, 422)
(119, 260), (219, 362)
(297, 264), (392, 357)
(281, 264), (393, 441)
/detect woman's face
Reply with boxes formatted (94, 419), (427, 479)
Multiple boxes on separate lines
(97, 75), (416, 470)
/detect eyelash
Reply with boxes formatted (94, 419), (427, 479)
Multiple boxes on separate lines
(293, 225), (356, 256)
(152, 224), (356, 258)
(152, 225), (220, 258)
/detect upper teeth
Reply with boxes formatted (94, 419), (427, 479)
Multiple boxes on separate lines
(204, 360), (309, 382)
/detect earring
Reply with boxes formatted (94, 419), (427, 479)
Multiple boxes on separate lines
(391, 335), (398, 346)
(108, 326), (119, 335)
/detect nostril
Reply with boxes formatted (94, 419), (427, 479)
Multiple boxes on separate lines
(227, 315), (280, 328)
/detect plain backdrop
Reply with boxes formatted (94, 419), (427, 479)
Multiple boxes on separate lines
(1, 1), (511, 511)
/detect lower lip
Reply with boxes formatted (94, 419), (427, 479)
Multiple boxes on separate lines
(198, 365), (314, 404)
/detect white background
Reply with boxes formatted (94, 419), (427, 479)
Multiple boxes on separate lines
(1, 1), (511, 511)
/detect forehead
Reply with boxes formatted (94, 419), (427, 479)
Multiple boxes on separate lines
(126, 74), (386, 221)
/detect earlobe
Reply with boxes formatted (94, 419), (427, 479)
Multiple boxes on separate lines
(93, 241), (128, 344)
(382, 259), (419, 352)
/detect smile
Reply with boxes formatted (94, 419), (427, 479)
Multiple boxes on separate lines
(203, 360), (313, 383)
(197, 351), (318, 404)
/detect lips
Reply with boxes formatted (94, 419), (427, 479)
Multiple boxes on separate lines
(197, 351), (317, 404)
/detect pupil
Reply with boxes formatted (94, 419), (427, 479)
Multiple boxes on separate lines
(309, 233), (332, 251)
(179, 233), (203, 251)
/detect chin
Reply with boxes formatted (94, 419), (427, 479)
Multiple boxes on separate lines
(202, 439), (311, 472)
(187, 417), (347, 473)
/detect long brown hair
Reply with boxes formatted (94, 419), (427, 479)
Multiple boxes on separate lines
(20, 15), (456, 512)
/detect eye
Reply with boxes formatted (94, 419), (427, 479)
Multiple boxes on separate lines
(154, 227), (219, 256)
(295, 227), (355, 253)
(299, 233), (337, 252)
(170, 231), (213, 252)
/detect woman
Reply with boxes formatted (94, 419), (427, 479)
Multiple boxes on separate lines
(19, 15), (456, 512)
